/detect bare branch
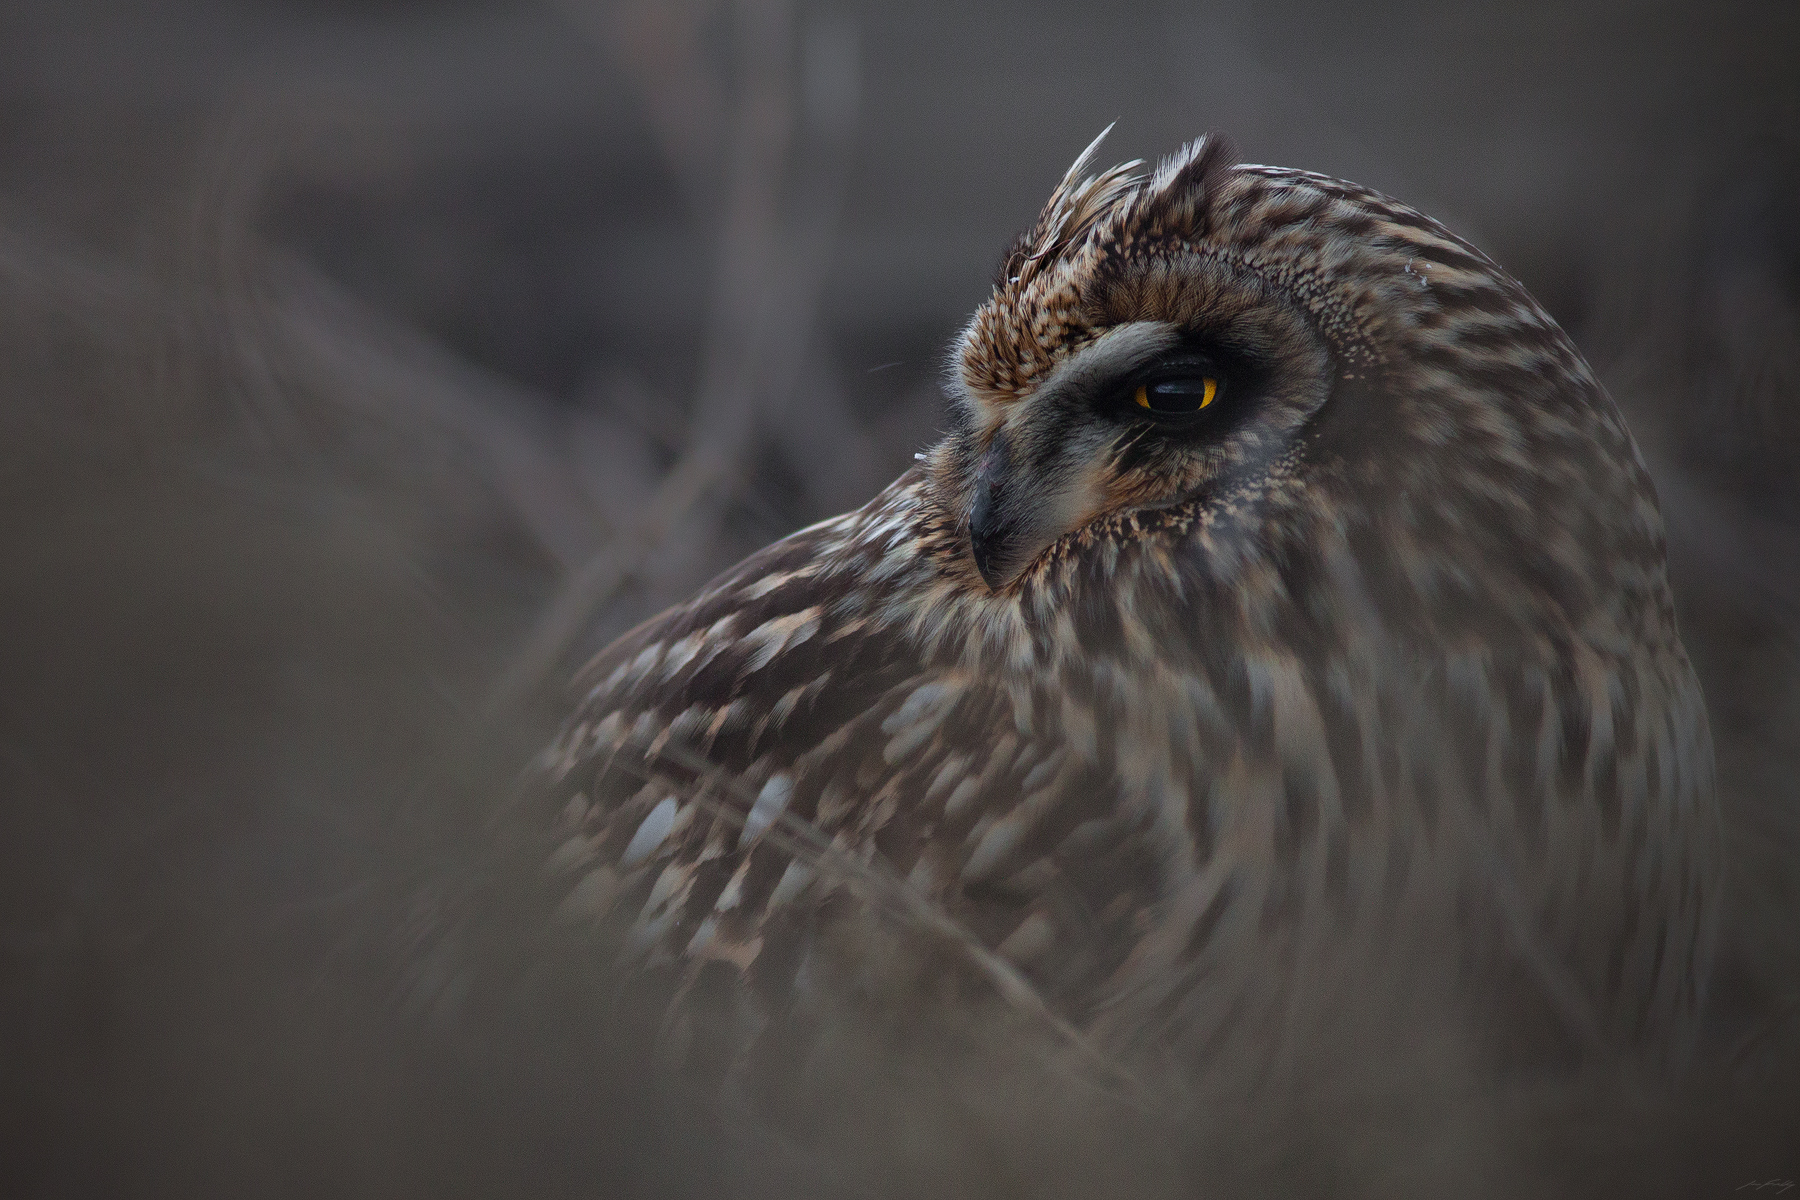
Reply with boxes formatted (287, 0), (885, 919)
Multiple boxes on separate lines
(487, 0), (862, 715)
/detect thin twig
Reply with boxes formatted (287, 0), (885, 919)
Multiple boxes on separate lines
(486, 0), (859, 716)
(265, 251), (612, 570)
(614, 736), (1158, 1108)
(1726, 992), (1800, 1074)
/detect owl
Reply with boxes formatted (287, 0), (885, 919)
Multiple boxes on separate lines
(534, 131), (1720, 1087)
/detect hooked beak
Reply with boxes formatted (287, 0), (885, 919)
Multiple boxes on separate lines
(968, 425), (1084, 592)
(956, 321), (1186, 591)
(968, 430), (1014, 590)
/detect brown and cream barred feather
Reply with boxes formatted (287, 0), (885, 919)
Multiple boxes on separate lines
(531, 132), (1720, 1084)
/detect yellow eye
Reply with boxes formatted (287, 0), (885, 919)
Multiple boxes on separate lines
(1135, 377), (1218, 413)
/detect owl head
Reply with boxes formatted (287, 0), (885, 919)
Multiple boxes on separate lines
(924, 130), (1662, 648)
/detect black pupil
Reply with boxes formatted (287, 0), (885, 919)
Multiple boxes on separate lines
(1145, 377), (1212, 412)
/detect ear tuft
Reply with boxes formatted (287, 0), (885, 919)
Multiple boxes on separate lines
(996, 125), (1144, 291)
(1132, 132), (1240, 240)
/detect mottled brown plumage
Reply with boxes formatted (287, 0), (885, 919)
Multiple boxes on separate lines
(533, 132), (1719, 1083)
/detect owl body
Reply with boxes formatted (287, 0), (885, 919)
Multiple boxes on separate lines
(539, 136), (1719, 1079)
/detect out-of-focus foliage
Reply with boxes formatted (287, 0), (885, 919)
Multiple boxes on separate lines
(1, 1), (1796, 1195)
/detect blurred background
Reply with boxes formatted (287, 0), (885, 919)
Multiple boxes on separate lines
(1, 0), (1796, 1195)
